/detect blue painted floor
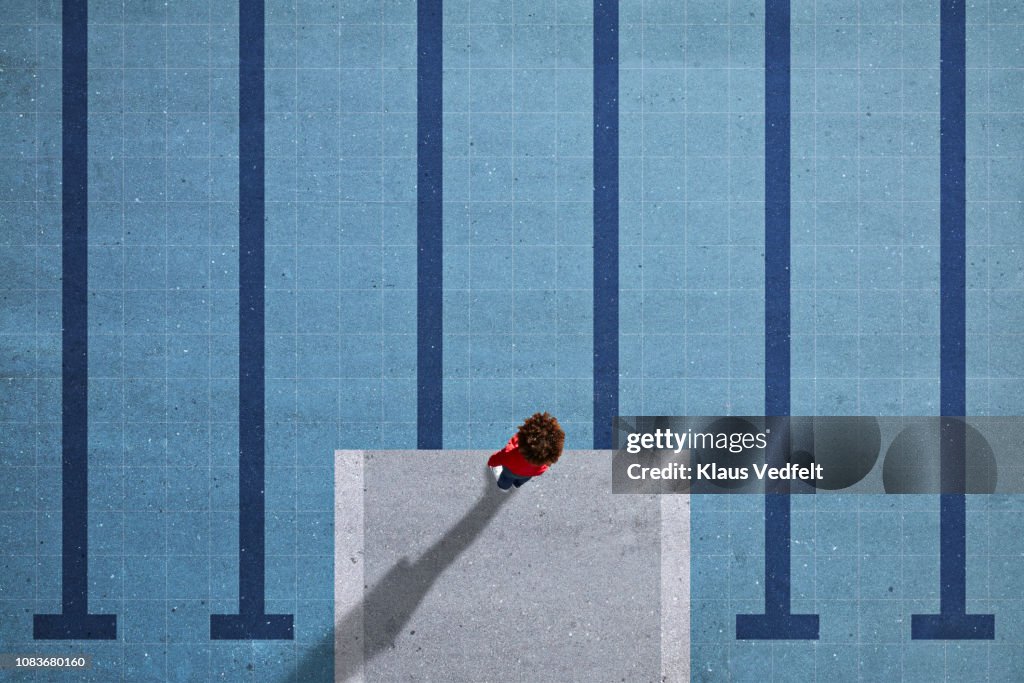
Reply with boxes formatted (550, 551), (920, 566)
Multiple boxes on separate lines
(1, 0), (1022, 680)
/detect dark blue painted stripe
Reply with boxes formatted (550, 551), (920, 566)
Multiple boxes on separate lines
(56, 0), (90, 622)
(593, 0), (619, 449)
(33, 0), (116, 641)
(939, 0), (967, 422)
(763, 0), (790, 422)
(211, 0), (292, 639)
(912, 0), (993, 640)
(235, 0), (269, 619)
(736, 0), (818, 640)
(417, 0), (443, 449)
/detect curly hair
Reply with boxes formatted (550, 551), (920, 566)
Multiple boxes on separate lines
(517, 412), (565, 466)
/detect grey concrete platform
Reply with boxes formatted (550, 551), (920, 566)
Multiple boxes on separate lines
(331, 450), (689, 683)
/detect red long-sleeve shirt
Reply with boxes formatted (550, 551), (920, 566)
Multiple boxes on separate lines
(487, 435), (549, 477)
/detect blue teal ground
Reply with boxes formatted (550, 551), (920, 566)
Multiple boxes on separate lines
(1, 0), (1023, 681)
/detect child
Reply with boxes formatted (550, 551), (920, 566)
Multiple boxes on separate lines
(488, 412), (565, 492)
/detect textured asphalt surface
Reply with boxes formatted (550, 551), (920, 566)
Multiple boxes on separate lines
(335, 450), (665, 682)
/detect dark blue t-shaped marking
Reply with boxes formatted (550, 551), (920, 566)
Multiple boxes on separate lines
(34, 0), (117, 640)
(33, 0), (117, 641)
(911, 0), (993, 641)
(210, 0), (293, 640)
(735, 0), (818, 640)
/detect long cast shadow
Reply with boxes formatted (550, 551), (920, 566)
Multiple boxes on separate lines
(289, 467), (510, 682)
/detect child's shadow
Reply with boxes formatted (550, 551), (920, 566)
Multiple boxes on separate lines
(294, 467), (510, 682)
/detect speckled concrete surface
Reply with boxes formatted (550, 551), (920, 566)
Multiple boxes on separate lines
(334, 450), (670, 682)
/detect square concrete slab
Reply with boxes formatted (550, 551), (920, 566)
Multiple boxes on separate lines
(335, 450), (672, 682)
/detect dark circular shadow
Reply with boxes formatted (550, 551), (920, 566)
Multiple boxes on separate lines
(790, 416), (882, 490)
(883, 421), (997, 494)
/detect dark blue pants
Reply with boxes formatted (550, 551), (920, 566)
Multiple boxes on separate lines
(497, 469), (532, 490)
